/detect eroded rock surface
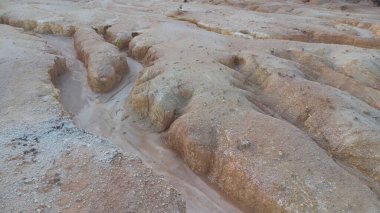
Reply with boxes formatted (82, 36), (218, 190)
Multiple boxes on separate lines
(128, 22), (380, 212)
(1, 0), (380, 212)
(0, 24), (185, 213)
(74, 27), (129, 93)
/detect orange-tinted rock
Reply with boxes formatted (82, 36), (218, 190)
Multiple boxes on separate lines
(128, 22), (380, 212)
(74, 28), (128, 93)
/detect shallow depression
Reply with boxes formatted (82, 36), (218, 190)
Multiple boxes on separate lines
(46, 35), (244, 213)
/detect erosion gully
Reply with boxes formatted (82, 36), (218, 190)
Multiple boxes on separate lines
(45, 35), (243, 213)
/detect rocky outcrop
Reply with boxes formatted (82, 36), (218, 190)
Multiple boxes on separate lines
(172, 0), (380, 49)
(220, 44), (380, 186)
(0, 24), (185, 213)
(1, 0), (380, 212)
(74, 28), (129, 93)
(128, 23), (380, 212)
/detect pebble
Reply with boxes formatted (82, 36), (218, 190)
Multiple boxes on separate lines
(23, 178), (32, 184)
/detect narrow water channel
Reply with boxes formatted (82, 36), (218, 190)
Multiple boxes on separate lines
(45, 35), (243, 213)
